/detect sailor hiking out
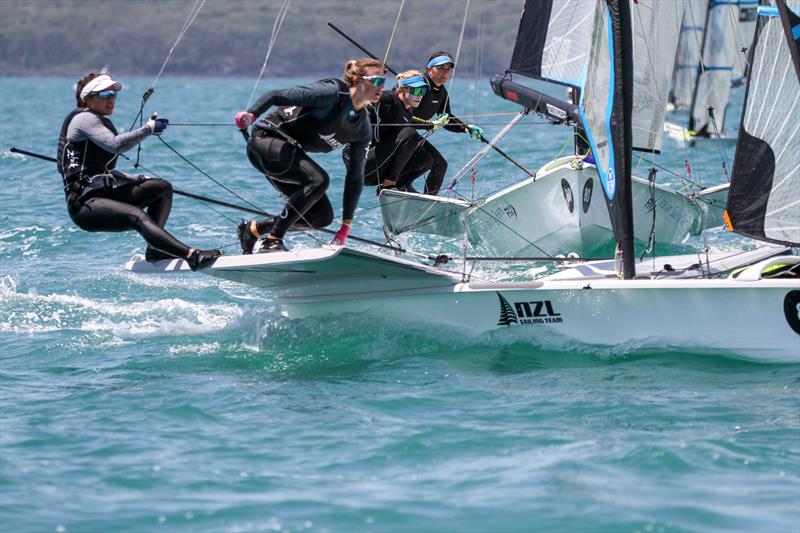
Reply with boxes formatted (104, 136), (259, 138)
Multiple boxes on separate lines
(57, 72), (222, 270)
(234, 58), (384, 253)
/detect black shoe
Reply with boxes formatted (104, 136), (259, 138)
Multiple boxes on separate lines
(145, 247), (176, 262)
(237, 221), (258, 255)
(187, 249), (223, 271)
(257, 237), (289, 253)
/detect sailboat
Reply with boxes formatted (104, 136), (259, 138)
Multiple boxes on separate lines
(664, 0), (758, 144)
(129, 0), (800, 363)
(378, 0), (728, 258)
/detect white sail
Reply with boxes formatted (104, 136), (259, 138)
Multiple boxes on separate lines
(670, 0), (709, 110)
(727, 0), (800, 246)
(691, 1), (739, 134)
(631, 0), (684, 152)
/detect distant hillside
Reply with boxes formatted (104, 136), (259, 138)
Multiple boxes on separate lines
(0, 0), (522, 77)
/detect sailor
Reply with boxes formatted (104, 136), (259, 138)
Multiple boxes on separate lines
(234, 58), (384, 254)
(57, 72), (222, 270)
(412, 51), (485, 190)
(360, 70), (438, 194)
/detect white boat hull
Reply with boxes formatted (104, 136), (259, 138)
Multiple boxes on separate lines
(127, 247), (800, 363)
(380, 157), (708, 256)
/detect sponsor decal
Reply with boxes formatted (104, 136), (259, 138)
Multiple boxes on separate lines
(582, 178), (593, 213)
(496, 292), (564, 326)
(606, 167), (616, 197)
(319, 132), (343, 150)
(506, 90), (519, 102)
(546, 103), (567, 120)
(784, 290), (800, 335)
(560, 178), (574, 213)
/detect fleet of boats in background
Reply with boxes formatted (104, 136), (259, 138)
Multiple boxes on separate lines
(130, 0), (800, 363)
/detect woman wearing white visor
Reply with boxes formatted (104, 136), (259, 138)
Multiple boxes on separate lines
(57, 72), (222, 270)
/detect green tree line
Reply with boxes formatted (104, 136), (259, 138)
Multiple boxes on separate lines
(1, 0), (523, 77)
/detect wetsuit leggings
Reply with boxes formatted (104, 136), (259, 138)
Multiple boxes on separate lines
(418, 140), (448, 194)
(247, 131), (333, 239)
(365, 127), (438, 194)
(68, 178), (190, 258)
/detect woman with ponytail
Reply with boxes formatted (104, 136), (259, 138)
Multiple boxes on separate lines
(234, 58), (384, 254)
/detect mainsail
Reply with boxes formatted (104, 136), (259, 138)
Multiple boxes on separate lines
(670, 0), (710, 110)
(689, 0), (741, 135)
(725, 0), (800, 246)
(579, 0), (635, 278)
(630, 0), (684, 152)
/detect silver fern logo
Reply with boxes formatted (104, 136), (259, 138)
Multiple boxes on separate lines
(497, 292), (564, 326)
(497, 293), (518, 326)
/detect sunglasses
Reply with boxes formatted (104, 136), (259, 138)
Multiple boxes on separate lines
(93, 89), (119, 99)
(406, 86), (428, 96)
(360, 75), (386, 86)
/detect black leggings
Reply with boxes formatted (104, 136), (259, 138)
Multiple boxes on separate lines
(365, 127), (437, 193)
(68, 178), (190, 258)
(419, 140), (448, 194)
(246, 131), (333, 239)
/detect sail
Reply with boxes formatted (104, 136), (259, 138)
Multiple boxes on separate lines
(630, 0), (684, 153)
(579, 0), (635, 277)
(725, 0), (800, 247)
(690, 1), (740, 135)
(509, 0), (597, 87)
(670, 0), (710, 110)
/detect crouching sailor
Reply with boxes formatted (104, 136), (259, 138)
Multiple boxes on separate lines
(234, 58), (384, 254)
(58, 72), (222, 270)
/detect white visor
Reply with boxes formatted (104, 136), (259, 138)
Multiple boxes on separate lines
(80, 75), (123, 99)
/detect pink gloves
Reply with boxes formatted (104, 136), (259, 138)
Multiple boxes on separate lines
(331, 223), (352, 246)
(235, 111), (255, 129)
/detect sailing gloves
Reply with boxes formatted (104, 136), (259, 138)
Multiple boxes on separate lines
(431, 113), (450, 130)
(331, 222), (352, 246)
(466, 124), (484, 140)
(235, 111), (255, 129)
(146, 113), (169, 135)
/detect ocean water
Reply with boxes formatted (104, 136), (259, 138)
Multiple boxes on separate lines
(1, 77), (798, 532)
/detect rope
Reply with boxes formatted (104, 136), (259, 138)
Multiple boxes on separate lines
(443, 0), (470, 109)
(152, 0), (207, 90)
(382, 0), (405, 68)
(246, 0), (292, 109)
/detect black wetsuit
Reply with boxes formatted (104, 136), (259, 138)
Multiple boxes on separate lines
(57, 108), (189, 259)
(246, 79), (371, 238)
(410, 74), (469, 192)
(361, 91), (436, 193)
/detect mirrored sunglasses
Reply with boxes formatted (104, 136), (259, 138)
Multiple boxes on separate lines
(93, 89), (119, 100)
(406, 86), (428, 96)
(360, 75), (386, 86)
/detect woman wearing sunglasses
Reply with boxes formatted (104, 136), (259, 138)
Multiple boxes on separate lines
(57, 72), (222, 270)
(234, 58), (384, 254)
(360, 70), (438, 194)
(411, 51), (485, 191)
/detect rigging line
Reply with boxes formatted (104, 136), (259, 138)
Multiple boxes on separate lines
(246, 0), (292, 109)
(168, 123), (238, 127)
(152, 0), (206, 90)
(154, 136), (270, 215)
(382, 0), (405, 67)
(443, 0), (470, 112)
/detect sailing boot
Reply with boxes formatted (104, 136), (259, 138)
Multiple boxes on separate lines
(257, 237), (289, 253)
(237, 220), (259, 255)
(187, 249), (223, 271)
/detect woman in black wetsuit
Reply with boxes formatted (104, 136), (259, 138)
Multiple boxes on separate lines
(57, 72), (221, 270)
(233, 58), (384, 254)
(412, 51), (484, 189)
(364, 70), (438, 194)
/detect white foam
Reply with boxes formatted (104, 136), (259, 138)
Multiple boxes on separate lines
(0, 276), (243, 337)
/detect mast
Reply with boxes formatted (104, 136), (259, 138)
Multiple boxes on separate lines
(616, 0), (635, 279)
